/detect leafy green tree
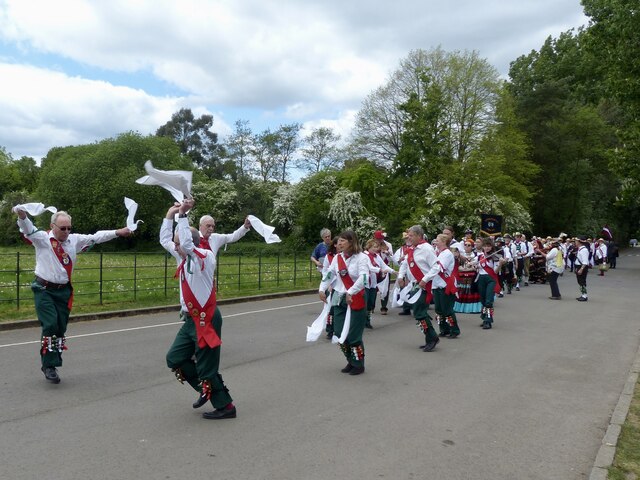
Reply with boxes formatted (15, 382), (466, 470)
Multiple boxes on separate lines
(351, 47), (501, 166)
(156, 108), (223, 177)
(36, 132), (191, 243)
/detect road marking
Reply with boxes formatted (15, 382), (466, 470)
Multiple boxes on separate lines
(0, 300), (321, 349)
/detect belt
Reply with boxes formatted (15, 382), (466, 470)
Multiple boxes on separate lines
(35, 276), (69, 290)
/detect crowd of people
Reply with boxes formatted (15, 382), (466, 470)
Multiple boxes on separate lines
(312, 226), (622, 376)
(12, 192), (623, 419)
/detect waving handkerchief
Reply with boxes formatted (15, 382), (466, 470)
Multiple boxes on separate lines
(12, 203), (57, 216)
(306, 300), (331, 342)
(247, 215), (281, 244)
(124, 197), (143, 231)
(135, 161), (192, 202)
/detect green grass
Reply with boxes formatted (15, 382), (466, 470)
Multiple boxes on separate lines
(0, 249), (320, 321)
(608, 378), (640, 479)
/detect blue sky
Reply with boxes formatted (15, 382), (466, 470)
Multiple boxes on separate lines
(0, 0), (588, 161)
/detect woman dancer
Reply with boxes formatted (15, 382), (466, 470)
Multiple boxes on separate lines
(454, 239), (482, 314)
(319, 231), (369, 375)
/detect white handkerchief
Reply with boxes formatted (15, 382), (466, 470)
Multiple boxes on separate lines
(306, 300), (331, 342)
(124, 197), (143, 231)
(12, 203), (57, 216)
(377, 275), (389, 298)
(332, 306), (352, 345)
(247, 215), (281, 244)
(135, 161), (192, 202)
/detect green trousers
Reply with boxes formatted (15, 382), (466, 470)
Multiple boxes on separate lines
(477, 275), (496, 308)
(333, 295), (367, 368)
(32, 280), (72, 368)
(410, 289), (438, 342)
(166, 308), (232, 409)
(432, 288), (460, 335)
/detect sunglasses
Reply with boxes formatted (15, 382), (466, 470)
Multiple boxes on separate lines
(54, 224), (72, 232)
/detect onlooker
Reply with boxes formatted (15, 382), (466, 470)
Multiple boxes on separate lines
(311, 228), (332, 272)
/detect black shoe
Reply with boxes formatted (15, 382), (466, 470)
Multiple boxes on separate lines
(482, 321), (491, 329)
(326, 331), (333, 339)
(380, 308), (388, 315)
(548, 296), (561, 300)
(516, 287), (520, 291)
(193, 393), (209, 409)
(507, 290), (512, 294)
(41, 366), (60, 384)
(203, 406), (236, 420)
(524, 282), (529, 286)
(448, 333), (459, 339)
(423, 337), (440, 352)
(498, 293), (504, 298)
(576, 297), (588, 302)
(365, 323), (373, 329)
(398, 311), (411, 316)
(348, 366), (365, 375)
(341, 364), (354, 373)
(438, 332), (449, 337)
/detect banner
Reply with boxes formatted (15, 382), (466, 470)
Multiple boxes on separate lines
(480, 214), (503, 237)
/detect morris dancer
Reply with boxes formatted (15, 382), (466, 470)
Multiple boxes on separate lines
(14, 206), (131, 383)
(364, 238), (396, 329)
(321, 237), (338, 338)
(319, 230), (369, 375)
(374, 230), (394, 315)
(429, 234), (461, 338)
(397, 225), (440, 352)
(574, 236), (590, 302)
(477, 237), (505, 330)
(161, 199), (238, 419)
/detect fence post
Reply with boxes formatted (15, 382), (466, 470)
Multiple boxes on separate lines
(99, 252), (104, 305)
(164, 253), (168, 297)
(16, 252), (20, 310)
(237, 255), (242, 290)
(215, 252), (220, 292)
(133, 252), (137, 300)
(258, 252), (262, 290)
(293, 251), (297, 286)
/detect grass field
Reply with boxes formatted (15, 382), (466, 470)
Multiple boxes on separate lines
(0, 248), (320, 321)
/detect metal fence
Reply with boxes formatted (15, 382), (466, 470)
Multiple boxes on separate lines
(0, 251), (320, 311)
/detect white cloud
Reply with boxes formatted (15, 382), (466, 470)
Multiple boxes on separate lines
(0, 63), (224, 159)
(0, 0), (589, 159)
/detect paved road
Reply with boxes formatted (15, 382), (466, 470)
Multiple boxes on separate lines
(1, 253), (640, 480)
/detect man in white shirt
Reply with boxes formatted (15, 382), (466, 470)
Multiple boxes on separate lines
(15, 207), (131, 383)
(161, 199), (239, 420)
(397, 225), (440, 352)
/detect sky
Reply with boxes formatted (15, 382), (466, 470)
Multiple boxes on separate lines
(0, 0), (589, 162)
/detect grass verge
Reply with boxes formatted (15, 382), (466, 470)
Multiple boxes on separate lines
(608, 377), (640, 479)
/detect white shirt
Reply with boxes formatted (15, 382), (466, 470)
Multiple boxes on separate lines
(161, 217), (215, 312)
(595, 244), (608, 261)
(364, 251), (395, 288)
(425, 248), (455, 289)
(17, 216), (117, 283)
(398, 242), (437, 283)
(575, 245), (590, 267)
(161, 219), (249, 276)
(319, 252), (368, 295)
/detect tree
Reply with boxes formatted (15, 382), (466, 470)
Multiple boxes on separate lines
(351, 47), (501, 165)
(224, 119), (254, 178)
(251, 129), (280, 182)
(156, 108), (223, 176)
(273, 123), (302, 183)
(298, 127), (342, 173)
(36, 132), (192, 243)
(0, 147), (39, 201)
